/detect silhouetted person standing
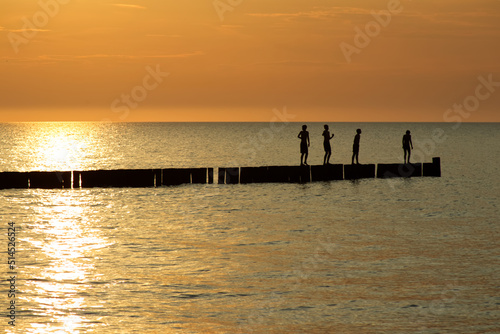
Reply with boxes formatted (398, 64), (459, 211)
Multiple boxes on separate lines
(403, 130), (413, 164)
(322, 124), (334, 165)
(352, 128), (361, 164)
(298, 125), (310, 165)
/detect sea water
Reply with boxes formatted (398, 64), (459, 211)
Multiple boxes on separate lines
(0, 122), (499, 333)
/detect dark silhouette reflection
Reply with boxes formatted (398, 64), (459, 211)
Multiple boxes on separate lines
(298, 125), (310, 165)
(351, 128), (361, 164)
(322, 124), (334, 165)
(403, 130), (413, 164)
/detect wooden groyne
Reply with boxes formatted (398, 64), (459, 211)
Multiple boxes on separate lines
(223, 157), (440, 184)
(0, 168), (213, 190)
(0, 158), (440, 189)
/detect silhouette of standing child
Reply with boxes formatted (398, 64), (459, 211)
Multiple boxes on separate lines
(322, 124), (334, 165)
(402, 130), (413, 164)
(352, 128), (361, 164)
(298, 125), (310, 165)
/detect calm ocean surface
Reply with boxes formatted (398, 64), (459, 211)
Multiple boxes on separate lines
(1, 122), (499, 333)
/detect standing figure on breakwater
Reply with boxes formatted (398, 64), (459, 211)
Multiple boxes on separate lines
(351, 128), (361, 165)
(298, 125), (310, 165)
(322, 124), (334, 165)
(402, 130), (413, 164)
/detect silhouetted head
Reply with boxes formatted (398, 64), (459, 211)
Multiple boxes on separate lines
(356, 128), (362, 134)
(324, 124), (329, 130)
(406, 130), (411, 134)
(302, 125), (307, 130)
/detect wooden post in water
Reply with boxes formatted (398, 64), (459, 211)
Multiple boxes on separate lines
(163, 169), (191, 186)
(28, 171), (71, 189)
(344, 164), (376, 180)
(191, 168), (208, 184)
(299, 165), (311, 183)
(377, 163), (422, 178)
(225, 168), (240, 184)
(423, 157), (441, 177)
(208, 168), (214, 184)
(218, 168), (226, 184)
(73, 171), (82, 188)
(311, 164), (343, 181)
(0, 172), (29, 189)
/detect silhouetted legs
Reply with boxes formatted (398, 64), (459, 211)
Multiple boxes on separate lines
(404, 148), (411, 164)
(352, 147), (359, 164)
(301, 153), (308, 165)
(351, 152), (358, 164)
(324, 151), (331, 165)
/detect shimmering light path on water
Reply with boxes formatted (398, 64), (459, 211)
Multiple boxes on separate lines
(1, 122), (499, 333)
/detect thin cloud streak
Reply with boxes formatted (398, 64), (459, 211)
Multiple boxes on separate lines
(1, 27), (51, 32)
(246, 7), (381, 19)
(1, 52), (204, 63)
(112, 4), (147, 10)
(246, 6), (500, 25)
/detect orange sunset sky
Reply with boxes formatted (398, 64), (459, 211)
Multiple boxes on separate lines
(1, 0), (499, 122)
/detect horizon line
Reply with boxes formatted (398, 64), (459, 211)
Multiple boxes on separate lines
(1, 120), (499, 124)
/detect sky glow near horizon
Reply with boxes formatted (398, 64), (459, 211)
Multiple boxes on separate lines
(1, 0), (500, 122)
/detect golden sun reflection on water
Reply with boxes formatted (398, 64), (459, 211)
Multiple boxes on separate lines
(19, 122), (96, 171)
(18, 191), (113, 333)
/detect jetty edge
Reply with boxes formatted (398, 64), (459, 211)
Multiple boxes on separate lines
(0, 158), (440, 189)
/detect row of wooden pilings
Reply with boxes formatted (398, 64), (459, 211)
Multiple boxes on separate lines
(0, 158), (440, 189)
